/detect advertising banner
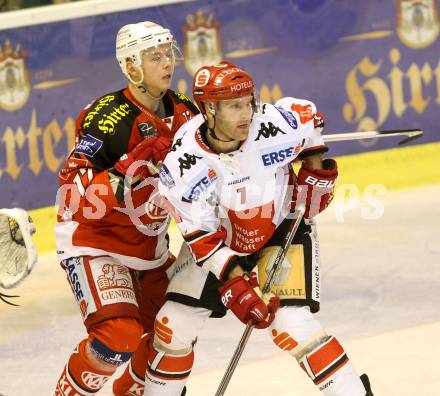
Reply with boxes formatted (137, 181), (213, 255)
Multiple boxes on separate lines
(1, 0), (439, 208)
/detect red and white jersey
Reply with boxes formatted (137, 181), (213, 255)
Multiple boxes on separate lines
(159, 97), (327, 279)
(55, 88), (199, 270)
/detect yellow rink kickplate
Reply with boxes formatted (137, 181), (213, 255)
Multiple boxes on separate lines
(30, 142), (440, 254)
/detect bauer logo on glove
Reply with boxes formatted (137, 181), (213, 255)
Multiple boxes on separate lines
(292, 158), (338, 218)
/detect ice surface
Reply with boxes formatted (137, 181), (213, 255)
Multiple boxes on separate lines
(1, 185), (439, 395)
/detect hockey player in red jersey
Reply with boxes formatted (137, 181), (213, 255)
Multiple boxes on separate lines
(142, 62), (374, 395)
(53, 22), (198, 396)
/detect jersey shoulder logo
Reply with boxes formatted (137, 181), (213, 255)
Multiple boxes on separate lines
(290, 103), (314, 124)
(95, 103), (132, 135)
(174, 91), (192, 103)
(254, 122), (286, 141)
(75, 134), (103, 158)
(82, 94), (133, 136)
(82, 95), (116, 129)
(138, 121), (158, 139)
(178, 153), (203, 177)
(275, 106), (298, 130)
(159, 164), (175, 188)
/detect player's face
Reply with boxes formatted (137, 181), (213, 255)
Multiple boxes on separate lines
(140, 43), (175, 94)
(215, 96), (254, 141)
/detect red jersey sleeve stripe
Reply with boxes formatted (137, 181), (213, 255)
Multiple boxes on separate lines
(183, 230), (216, 244)
(188, 233), (223, 262)
(194, 240), (224, 264)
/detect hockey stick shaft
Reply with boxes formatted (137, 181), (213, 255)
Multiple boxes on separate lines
(261, 204), (305, 295)
(214, 323), (254, 396)
(215, 205), (306, 396)
(323, 128), (423, 145)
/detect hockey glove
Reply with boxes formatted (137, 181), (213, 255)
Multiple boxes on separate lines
(313, 112), (325, 133)
(292, 158), (338, 218)
(114, 136), (172, 179)
(219, 272), (280, 329)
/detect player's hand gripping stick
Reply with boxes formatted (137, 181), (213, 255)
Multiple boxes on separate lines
(220, 272), (279, 330)
(215, 204), (306, 396)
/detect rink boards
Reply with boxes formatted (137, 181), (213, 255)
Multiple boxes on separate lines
(1, 185), (439, 395)
(28, 141), (440, 253)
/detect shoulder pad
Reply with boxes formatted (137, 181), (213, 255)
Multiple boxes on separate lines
(175, 151), (205, 178)
(171, 113), (205, 150)
(81, 90), (137, 135)
(169, 90), (200, 114)
(275, 97), (317, 125)
(271, 104), (299, 130)
(170, 90), (192, 103)
(163, 114), (206, 173)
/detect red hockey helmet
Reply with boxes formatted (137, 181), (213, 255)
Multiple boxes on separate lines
(192, 61), (255, 114)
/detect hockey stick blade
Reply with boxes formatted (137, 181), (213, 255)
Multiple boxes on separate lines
(398, 133), (423, 145)
(323, 128), (423, 145)
(215, 206), (306, 396)
(0, 292), (20, 306)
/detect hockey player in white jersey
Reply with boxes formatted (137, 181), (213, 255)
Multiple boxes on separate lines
(143, 61), (373, 395)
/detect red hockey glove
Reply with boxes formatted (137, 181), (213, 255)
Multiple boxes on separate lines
(292, 158), (338, 218)
(313, 112), (325, 131)
(114, 136), (172, 179)
(219, 272), (280, 329)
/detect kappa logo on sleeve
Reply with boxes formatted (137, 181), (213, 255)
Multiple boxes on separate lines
(275, 106), (298, 130)
(254, 122), (286, 141)
(178, 153), (203, 176)
(75, 135), (103, 158)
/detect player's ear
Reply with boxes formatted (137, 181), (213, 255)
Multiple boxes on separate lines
(126, 58), (141, 80)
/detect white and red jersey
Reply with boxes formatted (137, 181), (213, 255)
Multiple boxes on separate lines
(159, 97), (327, 279)
(55, 88), (199, 270)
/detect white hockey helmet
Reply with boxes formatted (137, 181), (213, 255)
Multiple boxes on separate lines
(116, 21), (175, 78)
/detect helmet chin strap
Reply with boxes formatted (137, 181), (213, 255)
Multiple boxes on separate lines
(206, 112), (235, 143)
(129, 67), (166, 100)
(138, 84), (166, 100)
(208, 127), (235, 143)
(206, 104), (236, 143)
